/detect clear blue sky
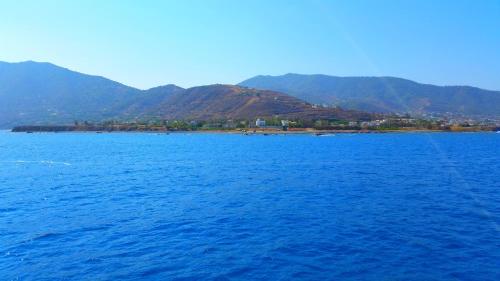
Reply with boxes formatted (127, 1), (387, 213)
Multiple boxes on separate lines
(1, 0), (499, 90)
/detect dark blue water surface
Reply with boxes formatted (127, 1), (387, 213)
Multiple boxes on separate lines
(0, 131), (499, 280)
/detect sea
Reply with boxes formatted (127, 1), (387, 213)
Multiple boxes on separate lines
(0, 131), (499, 280)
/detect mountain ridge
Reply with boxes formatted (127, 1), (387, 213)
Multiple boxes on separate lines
(253, 73), (492, 89)
(0, 61), (143, 127)
(239, 73), (500, 116)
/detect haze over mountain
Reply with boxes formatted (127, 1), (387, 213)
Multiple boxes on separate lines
(239, 74), (500, 117)
(0, 61), (370, 128)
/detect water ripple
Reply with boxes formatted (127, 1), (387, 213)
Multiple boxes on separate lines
(0, 132), (498, 280)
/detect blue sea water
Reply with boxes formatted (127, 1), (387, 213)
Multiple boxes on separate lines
(0, 131), (499, 280)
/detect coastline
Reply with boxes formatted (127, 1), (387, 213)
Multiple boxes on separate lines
(8, 127), (497, 135)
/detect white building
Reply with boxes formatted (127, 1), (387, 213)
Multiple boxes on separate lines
(255, 118), (266, 127)
(281, 120), (290, 131)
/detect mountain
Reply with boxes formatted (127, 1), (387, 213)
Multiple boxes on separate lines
(0, 61), (142, 127)
(0, 61), (372, 128)
(149, 84), (373, 120)
(239, 74), (500, 117)
(124, 84), (185, 116)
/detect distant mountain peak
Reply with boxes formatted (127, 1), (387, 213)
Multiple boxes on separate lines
(2, 60), (61, 68)
(146, 84), (184, 92)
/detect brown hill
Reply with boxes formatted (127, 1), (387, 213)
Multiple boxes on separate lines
(152, 84), (374, 121)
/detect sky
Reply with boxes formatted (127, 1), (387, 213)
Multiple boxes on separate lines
(1, 0), (499, 90)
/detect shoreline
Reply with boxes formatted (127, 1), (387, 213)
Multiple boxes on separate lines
(8, 128), (497, 135)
